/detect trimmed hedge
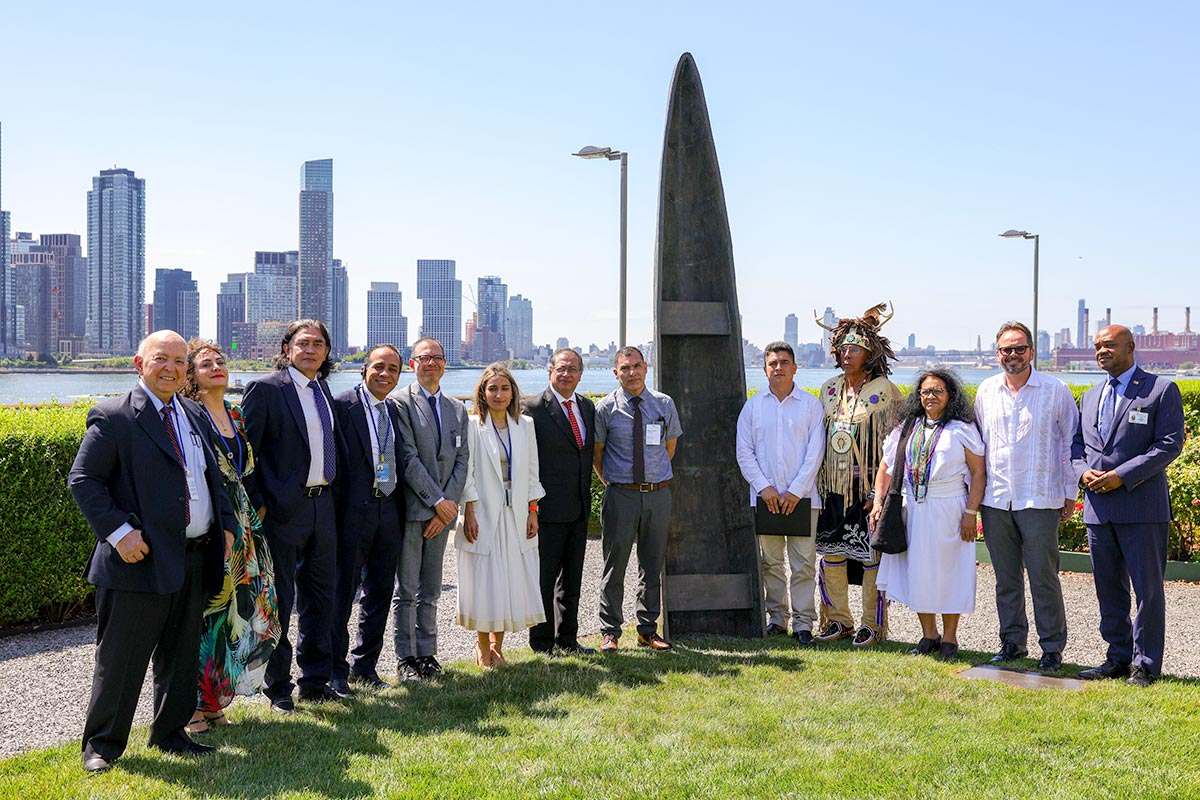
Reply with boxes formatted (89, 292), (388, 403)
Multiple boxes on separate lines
(4, 380), (1199, 627)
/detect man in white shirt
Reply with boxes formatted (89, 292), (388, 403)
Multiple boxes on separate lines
(974, 321), (1078, 672)
(736, 341), (826, 645)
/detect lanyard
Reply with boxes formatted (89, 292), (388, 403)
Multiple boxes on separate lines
(491, 416), (513, 483)
(203, 404), (244, 477)
(360, 386), (392, 463)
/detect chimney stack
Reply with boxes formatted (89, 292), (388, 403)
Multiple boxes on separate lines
(1152, 307), (1159, 335)
(1186, 307), (1192, 334)
(1105, 307), (1112, 327)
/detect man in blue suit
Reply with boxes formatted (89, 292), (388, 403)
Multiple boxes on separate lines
(1071, 325), (1184, 686)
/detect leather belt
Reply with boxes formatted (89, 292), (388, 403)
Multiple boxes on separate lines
(304, 485), (328, 497)
(371, 487), (393, 499)
(185, 534), (211, 552)
(612, 480), (671, 493)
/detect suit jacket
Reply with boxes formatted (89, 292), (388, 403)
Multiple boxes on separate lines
(458, 414), (546, 555)
(1071, 365), (1184, 524)
(332, 387), (407, 532)
(241, 368), (346, 532)
(68, 386), (234, 595)
(393, 382), (471, 521)
(522, 388), (595, 524)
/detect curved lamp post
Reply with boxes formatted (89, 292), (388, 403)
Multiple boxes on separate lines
(999, 229), (1040, 354)
(574, 146), (628, 347)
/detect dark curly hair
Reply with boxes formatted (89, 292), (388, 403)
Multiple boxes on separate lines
(180, 338), (225, 401)
(892, 368), (974, 427)
(273, 319), (336, 379)
(825, 302), (897, 379)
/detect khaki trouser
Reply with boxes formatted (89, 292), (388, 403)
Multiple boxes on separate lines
(760, 509), (819, 632)
(818, 554), (888, 638)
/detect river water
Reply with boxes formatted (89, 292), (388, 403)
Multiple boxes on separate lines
(0, 366), (1112, 406)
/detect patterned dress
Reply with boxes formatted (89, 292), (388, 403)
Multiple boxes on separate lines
(196, 401), (281, 713)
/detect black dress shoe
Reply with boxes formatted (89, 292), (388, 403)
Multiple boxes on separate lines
(555, 642), (597, 655)
(397, 657), (424, 681)
(1126, 666), (1157, 687)
(330, 678), (355, 699)
(989, 642), (1028, 664)
(270, 696), (295, 714)
(909, 636), (942, 655)
(83, 755), (112, 774)
(1038, 652), (1062, 672)
(417, 655), (443, 678)
(938, 642), (959, 661)
(151, 732), (215, 756)
(793, 630), (814, 645)
(349, 670), (391, 690)
(765, 623), (789, 637)
(1079, 659), (1131, 680)
(299, 684), (341, 703)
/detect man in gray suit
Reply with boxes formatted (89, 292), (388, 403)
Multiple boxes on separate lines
(392, 336), (471, 680)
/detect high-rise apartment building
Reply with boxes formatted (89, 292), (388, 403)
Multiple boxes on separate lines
(298, 159), (333, 323)
(216, 273), (247, 352)
(783, 313), (798, 349)
(475, 275), (507, 362)
(11, 237), (52, 355)
(152, 268), (199, 339)
(255, 249), (299, 278)
(505, 294), (533, 359)
(40, 234), (87, 343)
(87, 167), (145, 356)
(330, 258), (348, 356)
(0, 123), (13, 356)
(366, 281), (408, 352)
(245, 273), (298, 324)
(416, 259), (462, 365)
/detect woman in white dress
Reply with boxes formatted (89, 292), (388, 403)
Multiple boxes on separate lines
(458, 363), (547, 668)
(869, 369), (986, 660)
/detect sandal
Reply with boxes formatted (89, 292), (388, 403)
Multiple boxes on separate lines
(204, 712), (232, 727)
(909, 636), (942, 656)
(185, 714), (210, 736)
(489, 646), (506, 666)
(475, 643), (493, 669)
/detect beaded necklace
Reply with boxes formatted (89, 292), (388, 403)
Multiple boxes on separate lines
(905, 416), (945, 502)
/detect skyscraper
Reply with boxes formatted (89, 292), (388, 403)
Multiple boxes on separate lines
(216, 273), (247, 352)
(0, 123), (13, 356)
(255, 250), (299, 278)
(366, 281), (408, 352)
(475, 275), (507, 361)
(11, 237), (52, 355)
(153, 268), (199, 339)
(330, 258), (348, 356)
(1076, 299), (1085, 352)
(505, 294), (534, 359)
(87, 168), (145, 356)
(40, 233), (87, 344)
(783, 313), (798, 349)
(416, 259), (462, 365)
(298, 159), (333, 324)
(245, 272), (298, 324)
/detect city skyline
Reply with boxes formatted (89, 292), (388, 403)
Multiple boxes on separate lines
(2, 4), (1198, 353)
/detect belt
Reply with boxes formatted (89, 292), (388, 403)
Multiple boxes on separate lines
(185, 534), (211, 552)
(371, 487), (395, 500)
(304, 485), (329, 497)
(612, 480), (671, 492)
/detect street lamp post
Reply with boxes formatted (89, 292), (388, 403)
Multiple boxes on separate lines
(999, 229), (1040, 355)
(573, 145), (628, 347)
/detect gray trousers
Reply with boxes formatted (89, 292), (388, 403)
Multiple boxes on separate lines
(392, 519), (452, 660)
(599, 484), (671, 638)
(981, 505), (1067, 654)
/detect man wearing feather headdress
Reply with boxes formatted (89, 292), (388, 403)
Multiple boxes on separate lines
(813, 303), (900, 646)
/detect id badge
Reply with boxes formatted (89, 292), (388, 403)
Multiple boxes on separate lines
(1129, 410), (1149, 425)
(375, 461), (391, 483)
(455, 434), (462, 448)
(645, 422), (663, 446)
(185, 469), (201, 501)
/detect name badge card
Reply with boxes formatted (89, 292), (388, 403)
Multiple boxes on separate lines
(185, 470), (201, 501)
(375, 461), (391, 483)
(645, 423), (663, 446)
(1129, 410), (1149, 425)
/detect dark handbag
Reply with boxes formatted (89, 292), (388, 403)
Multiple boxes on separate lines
(872, 418), (914, 555)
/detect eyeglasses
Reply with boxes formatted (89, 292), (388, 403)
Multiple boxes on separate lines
(552, 366), (581, 375)
(413, 354), (446, 365)
(997, 345), (1030, 356)
(919, 388), (947, 397)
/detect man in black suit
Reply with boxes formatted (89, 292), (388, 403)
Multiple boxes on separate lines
(242, 319), (345, 711)
(330, 344), (407, 693)
(69, 330), (235, 773)
(522, 348), (597, 655)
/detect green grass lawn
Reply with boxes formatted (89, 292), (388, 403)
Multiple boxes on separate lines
(4, 637), (1198, 799)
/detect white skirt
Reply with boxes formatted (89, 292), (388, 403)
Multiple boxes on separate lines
(877, 490), (977, 615)
(457, 507), (546, 632)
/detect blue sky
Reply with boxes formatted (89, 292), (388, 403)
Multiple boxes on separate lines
(3, 2), (1198, 352)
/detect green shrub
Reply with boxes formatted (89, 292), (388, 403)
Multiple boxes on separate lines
(0, 403), (96, 626)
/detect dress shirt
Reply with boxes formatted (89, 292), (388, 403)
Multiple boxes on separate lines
(418, 385), (444, 429)
(974, 368), (1078, 511)
(107, 381), (214, 545)
(594, 387), (682, 484)
(1098, 364), (1137, 434)
(358, 383), (393, 464)
(736, 383), (825, 509)
(289, 366), (334, 487)
(550, 387), (587, 439)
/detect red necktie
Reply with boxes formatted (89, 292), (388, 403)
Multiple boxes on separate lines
(161, 405), (190, 525)
(563, 399), (584, 449)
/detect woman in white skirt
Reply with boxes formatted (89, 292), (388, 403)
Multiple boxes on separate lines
(458, 363), (547, 668)
(869, 368), (986, 660)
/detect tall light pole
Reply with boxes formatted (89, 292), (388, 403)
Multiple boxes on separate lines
(573, 145), (628, 347)
(999, 229), (1040, 356)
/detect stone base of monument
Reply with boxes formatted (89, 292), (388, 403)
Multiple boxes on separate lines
(959, 664), (1088, 690)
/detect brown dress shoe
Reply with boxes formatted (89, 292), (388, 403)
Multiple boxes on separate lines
(601, 633), (620, 652)
(636, 632), (673, 651)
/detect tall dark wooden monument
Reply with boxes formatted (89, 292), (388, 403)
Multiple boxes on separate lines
(654, 52), (763, 638)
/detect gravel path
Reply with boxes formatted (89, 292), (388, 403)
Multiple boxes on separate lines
(2, 546), (1197, 758)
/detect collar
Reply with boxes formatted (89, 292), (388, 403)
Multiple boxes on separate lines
(551, 387), (577, 405)
(359, 382), (389, 406)
(418, 384), (441, 401)
(1110, 364), (1137, 391)
(621, 388), (647, 403)
(766, 382), (807, 403)
(139, 380), (177, 413)
(289, 365), (320, 387)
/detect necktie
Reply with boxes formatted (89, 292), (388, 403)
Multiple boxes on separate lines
(1099, 377), (1120, 440)
(427, 393), (443, 453)
(309, 379), (337, 483)
(376, 401), (397, 496)
(630, 395), (644, 485)
(563, 399), (584, 449)
(161, 404), (190, 526)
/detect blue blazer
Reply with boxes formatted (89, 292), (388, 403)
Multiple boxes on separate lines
(1070, 366), (1184, 524)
